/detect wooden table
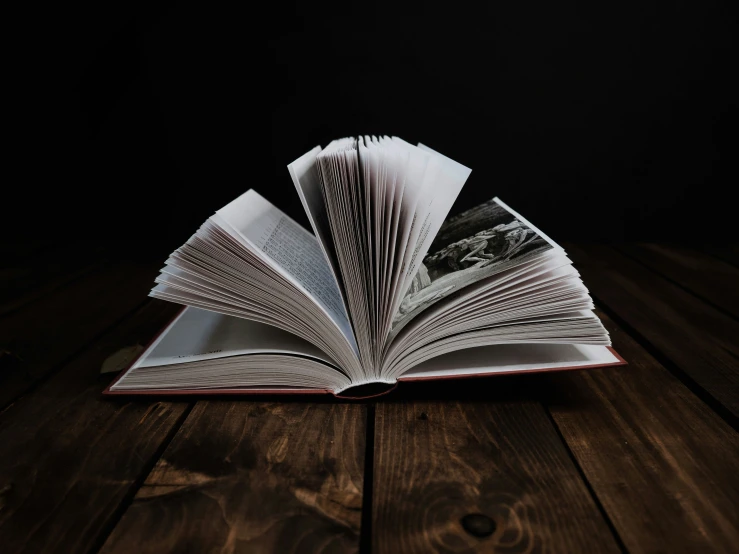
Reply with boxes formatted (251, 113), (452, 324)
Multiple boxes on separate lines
(1, 243), (737, 554)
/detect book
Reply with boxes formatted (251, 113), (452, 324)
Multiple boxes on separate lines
(106, 136), (624, 398)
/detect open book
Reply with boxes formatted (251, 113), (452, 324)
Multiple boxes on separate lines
(107, 137), (624, 398)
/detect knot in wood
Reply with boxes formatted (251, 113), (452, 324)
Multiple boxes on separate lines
(460, 513), (496, 538)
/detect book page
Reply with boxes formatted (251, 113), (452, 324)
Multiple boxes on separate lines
(111, 307), (352, 393)
(399, 343), (621, 380)
(390, 197), (554, 333)
(288, 146), (346, 304)
(401, 142), (473, 288)
(383, 139), (471, 335)
(214, 190), (356, 347)
(132, 307), (337, 368)
(315, 139), (378, 372)
(379, 139), (432, 333)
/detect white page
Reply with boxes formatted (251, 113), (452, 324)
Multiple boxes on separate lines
(379, 143), (403, 321)
(214, 189), (356, 349)
(400, 343), (620, 379)
(131, 307), (336, 369)
(153, 219), (363, 375)
(389, 196), (554, 334)
(400, 141), (472, 288)
(385, 139), (472, 331)
(380, 139), (432, 332)
(385, 262), (588, 363)
(113, 306), (352, 392)
(287, 146), (346, 305)
(316, 138), (383, 374)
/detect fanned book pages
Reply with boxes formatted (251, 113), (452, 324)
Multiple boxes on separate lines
(106, 137), (624, 398)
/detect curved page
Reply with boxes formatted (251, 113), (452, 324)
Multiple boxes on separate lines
(127, 307), (337, 370)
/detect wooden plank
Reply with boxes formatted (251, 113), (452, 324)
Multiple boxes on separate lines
(542, 311), (739, 553)
(695, 244), (739, 268)
(616, 243), (739, 318)
(99, 402), (366, 554)
(0, 240), (58, 264)
(0, 300), (189, 554)
(0, 259), (161, 408)
(566, 243), (739, 418)
(0, 262), (96, 316)
(372, 401), (621, 554)
(0, 243), (107, 316)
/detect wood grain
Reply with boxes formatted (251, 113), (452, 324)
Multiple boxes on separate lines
(543, 310), (739, 553)
(372, 401), (621, 554)
(616, 243), (739, 318)
(694, 244), (739, 268)
(0, 259), (161, 408)
(0, 243), (106, 317)
(0, 300), (188, 554)
(566, 243), (739, 418)
(99, 403), (366, 554)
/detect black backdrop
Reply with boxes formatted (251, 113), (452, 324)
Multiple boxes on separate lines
(11, 1), (737, 253)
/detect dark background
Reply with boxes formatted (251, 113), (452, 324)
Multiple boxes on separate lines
(10, 1), (737, 256)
